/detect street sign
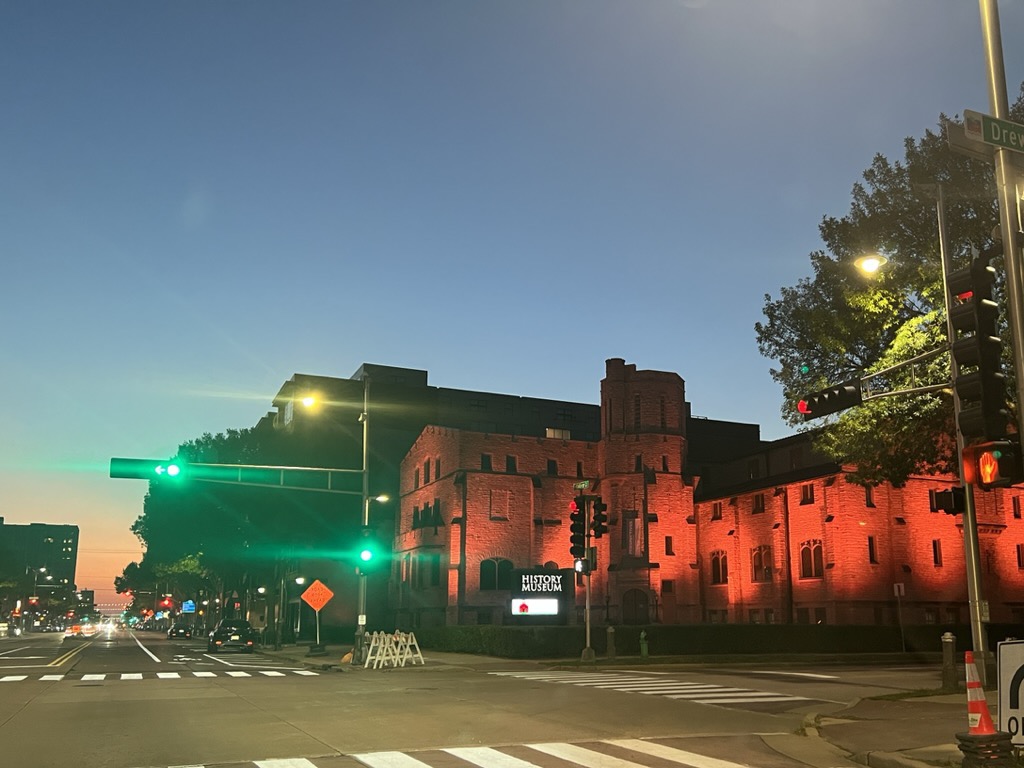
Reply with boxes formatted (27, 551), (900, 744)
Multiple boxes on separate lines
(964, 109), (1024, 154)
(181, 599), (196, 614)
(300, 579), (334, 612)
(998, 639), (1024, 744)
(573, 480), (591, 490)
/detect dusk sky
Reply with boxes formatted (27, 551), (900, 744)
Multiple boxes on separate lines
(3, 1), (1023, 610)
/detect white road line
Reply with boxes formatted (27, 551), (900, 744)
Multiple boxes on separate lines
(131, 633), (161, 662)
(608, 738), (753, 768)
(193, 671), (217, 677)
(746, 670), (840, 679)
(81, 674), (106, 681)
(688, 695), (810, 704)
(0, 646), (31, 656)
(1, 675), (28, 682)
(259, 670), (286, 677)
(254, 759), (321, 767)
(445, 746), (542, 768)
(225, 671), (251, 677)
(121, 673), (143, 680)
(39, 675), (63, 681)
(157, 672), (181, 679)
(293, 670), (319, 676)
(351, 751), (435, 768)
(527, 742), (650, 768)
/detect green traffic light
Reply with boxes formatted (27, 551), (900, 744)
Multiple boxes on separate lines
(359, 548), (374, 562)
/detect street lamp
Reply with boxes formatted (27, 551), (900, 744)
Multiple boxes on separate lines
(26, 567), (52, 632)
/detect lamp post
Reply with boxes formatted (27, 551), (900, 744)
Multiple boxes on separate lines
(26, 567), (51, 632)
(355, 376), (371, 664)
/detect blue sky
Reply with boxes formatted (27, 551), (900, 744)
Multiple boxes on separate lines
(3, 1), (1023, 608)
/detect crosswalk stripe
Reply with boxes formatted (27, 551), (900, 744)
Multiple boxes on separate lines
(527, 742), (651, 768)
(225, 671), (251, 677)
(259, 670), (287, 677)
(293, 670), (319, 676)
(39, 675), (63, 681)
(121, 673), (143, 680)
(444, 746), (541, 768)
(81, 674), (105, 681)
(1, 676), (28, 682)
(607, 738), (750, 768)
(352, 750), (435, 768)
(193, 671), (217, 677)
(254, 758), (321, 767)
(157, 672), (181, 679)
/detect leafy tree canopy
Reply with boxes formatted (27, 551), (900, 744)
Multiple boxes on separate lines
(757, 85), (1024, 487)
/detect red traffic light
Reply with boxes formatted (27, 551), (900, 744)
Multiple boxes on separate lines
(797, 400), (811, 415)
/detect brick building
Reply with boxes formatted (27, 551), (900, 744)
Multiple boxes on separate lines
(390, 358), (1024, 629)
(267, 358), (1024, 633)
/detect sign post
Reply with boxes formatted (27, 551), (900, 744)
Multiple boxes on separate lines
(300, 579), (334, 655)
(998, 639), (1024, 744)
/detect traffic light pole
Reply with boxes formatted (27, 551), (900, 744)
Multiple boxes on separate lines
(354, 376), (371, 666)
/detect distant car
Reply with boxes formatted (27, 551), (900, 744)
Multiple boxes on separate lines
(207, 619), (256, 653)
(167, 623), (192, 639)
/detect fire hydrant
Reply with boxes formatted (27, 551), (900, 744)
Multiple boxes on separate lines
(640, 630), (648, 658)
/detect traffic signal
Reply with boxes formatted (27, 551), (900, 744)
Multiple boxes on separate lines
(963, 439), (1023, 490)
(159, 596), (173, 609)
(110, 457), (185, 480)
(797, 379), (862, 421)
(569, 497), (587, 559)
(591, 497), (608, 538)
(356, 527), (386, 574)
(948, 252), (1011, 440)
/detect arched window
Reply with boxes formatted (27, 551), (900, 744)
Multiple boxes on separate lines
(479, 558), (514, 591)
(711, 550), (728, 584)
(752, 545), (773, 582)
(800, 539), (823, 579)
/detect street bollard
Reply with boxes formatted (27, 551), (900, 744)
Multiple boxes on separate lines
(942, 632), (958, 693)
(606, 626), (616, 660)
(639, 630), (648, 658)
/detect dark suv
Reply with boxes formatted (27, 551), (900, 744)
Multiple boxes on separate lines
(207, 619), (257, 653)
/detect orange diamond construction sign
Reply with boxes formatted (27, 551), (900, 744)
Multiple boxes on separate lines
(301, 579), (334, 612)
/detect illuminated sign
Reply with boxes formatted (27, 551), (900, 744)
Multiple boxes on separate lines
(519, 573), (564, 592)
(512, 598), (559, 615)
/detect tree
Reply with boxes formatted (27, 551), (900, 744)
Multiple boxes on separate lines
(756, 85), (1024, 487)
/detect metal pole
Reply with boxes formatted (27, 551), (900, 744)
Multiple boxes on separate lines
(581, 498), (595, 662)
(937, 185), (990, 684)
(354, 376), (370, 665)
(978, 1), (1024, 428)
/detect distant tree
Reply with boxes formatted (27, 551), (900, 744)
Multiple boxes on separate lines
(756, 85), (1024, 487)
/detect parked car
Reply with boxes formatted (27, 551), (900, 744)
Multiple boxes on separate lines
(167, 623), (192, 639)
(207, 619), (256, 653)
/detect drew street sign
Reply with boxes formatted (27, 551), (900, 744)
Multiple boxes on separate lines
(964, 109), (1024, 154)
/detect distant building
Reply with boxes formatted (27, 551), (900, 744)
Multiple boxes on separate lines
(269, 359), (1024, 631)
(0, 517), (79, 593)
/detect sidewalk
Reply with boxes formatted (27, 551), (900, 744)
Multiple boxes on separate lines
(260, 644), (986, 767)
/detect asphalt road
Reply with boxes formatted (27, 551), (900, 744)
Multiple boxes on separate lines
(0, 630), (943, 768)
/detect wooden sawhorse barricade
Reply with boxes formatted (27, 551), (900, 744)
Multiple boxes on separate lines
(363, 630), (425, 669)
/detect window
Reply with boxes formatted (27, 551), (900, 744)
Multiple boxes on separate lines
(435, 457), (441, 480)
(662, 455), (669, 472)
(634, 454), (643, 472)
(665, 536), (675, 556)
(418, 552), (442, 588)
(932, 539), (943, 567)
(424, 459), (431, 484)
(479, 558), (514, 591)
(752, 493), (765, 514)
(800, 483), (815, 504)
(751, 545), (772, 582)
(711, 550), (728, 584)
(576, 461), (584, 478)
(660, 396), (666, 428)
(1017, 543), (1024, 569)
(749, 609), (761, 624)
(764, 608), (775, 624)
(800, 539), (823, 579)
(865, 485), (876, 507)
(545, 427), (570, 439)
(1015, 497), (1022, 520)
(661, 579), (674, 594)
(711, 501), (723, 520)
(414, 468), (420, 489)
(547, 459), (558, 476)
(868, 535), (878, 564)
(481, 454), (492, 471)
(505, 455), (517, 474)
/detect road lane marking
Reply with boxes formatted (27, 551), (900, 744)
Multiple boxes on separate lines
(48, 642), (92, 667)
(747, 670), (840, 679)
(193, 671), (217, 677)
(81, 674), (106, 681)
(131, 633), (161, 662)
(445, 747), (540, 768)
(254, 759), (320, 767)
(121, 673), (143, 680)
(527, 742), (652, 768)
(1, 675), (28, 682)
(157, 672), (181, 679)
(607, 738), (752, 768)
(259, 670), (286, 676)
(225, 671), (251, 677)
(351, 751), (435, 768)
(40, 675), (63, 681)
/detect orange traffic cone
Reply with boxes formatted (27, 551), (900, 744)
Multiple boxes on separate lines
(965, 651), (997, 735)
